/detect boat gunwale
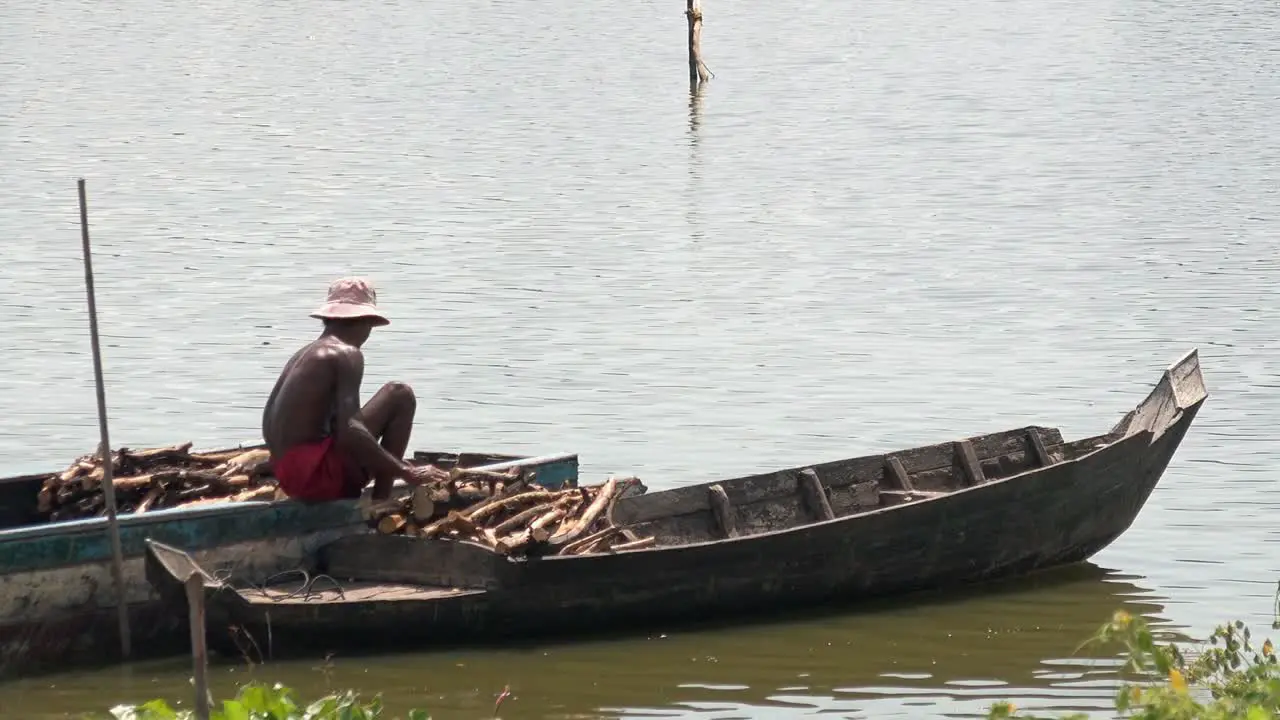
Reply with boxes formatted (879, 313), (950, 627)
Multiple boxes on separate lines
(521, 426), (1155, 561)
(524, 350), (1206, 561)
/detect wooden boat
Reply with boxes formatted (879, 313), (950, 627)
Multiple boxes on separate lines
(0, 446), (579, 680)
(146, 349), (1207, 661)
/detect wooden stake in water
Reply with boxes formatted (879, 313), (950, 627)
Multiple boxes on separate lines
(78, 178), (132, 659)
(686, 0), (711, 91)
(185, 572), (211, 720)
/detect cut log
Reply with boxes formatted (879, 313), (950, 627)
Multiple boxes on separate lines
(60, 461), (94, 484)
(125, 442), (194, 462)
(230, 486), (276, 502)
(56, 483), (84, 505)
(219, 474), (253, 490)
(176, 484), (214, 501)
(465, 489), (560, 524)
(548, 498), (584, 538)
(454, 483), (489, 503)
(560, 526), (622, 556)
(491, 496), (571, 536)
(216, 448), (271, 478)
(377, 514), (407, 535)
(493, 529), (534, 555)
(37, 478), (57, 514)
(410, 485), (436, 523)
(610, 536), (656, 552)
(549, 477), (618, 546)
(154, 469), (224, 487)
(135, 486), (164, 514)
(79, 465), (106, 491)
(604, 477), (642, 527)
(570, 532), (615, 556)
(528, 505), (567, 543)
(422, 510), (483, 540)
(103, 474), (158, 492)
(76, 494), (104, 514)
(188, 448), (256, 464)
(362, 497), (405, 522)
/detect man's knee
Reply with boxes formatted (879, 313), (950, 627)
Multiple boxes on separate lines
(383, 381), (416, 407)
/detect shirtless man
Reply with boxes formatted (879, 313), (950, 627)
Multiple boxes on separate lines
(262, 277), (443, 502)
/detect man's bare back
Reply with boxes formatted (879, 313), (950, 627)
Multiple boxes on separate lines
(262, 278), (442, 502)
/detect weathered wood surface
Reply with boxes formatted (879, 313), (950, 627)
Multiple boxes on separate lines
(955, 440), (985, 487)
(1026, 429), (1053, 467)
(686, 0), (711, 89)
(885, 456), (914, 492)
(797, 469), (835, 522)
(613, 425), (1070, 529)
(707, 484), (738, 538)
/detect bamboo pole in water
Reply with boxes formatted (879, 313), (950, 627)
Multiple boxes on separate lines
(77, 178), (132, 659)
(185, 572), (211, 720)
(686, 0), (711, 91)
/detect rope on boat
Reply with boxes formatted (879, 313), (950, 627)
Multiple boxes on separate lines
(248, 568), (347, 602)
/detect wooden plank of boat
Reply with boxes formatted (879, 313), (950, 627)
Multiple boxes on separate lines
(144, 350), (1208, 661)
(0, 448), (579, 682)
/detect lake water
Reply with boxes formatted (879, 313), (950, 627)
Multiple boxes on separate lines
(1, 0), (1278, 716)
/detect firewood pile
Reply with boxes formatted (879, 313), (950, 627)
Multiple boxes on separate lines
(37, 442), (279, 522)
(365, 472), (655, 558)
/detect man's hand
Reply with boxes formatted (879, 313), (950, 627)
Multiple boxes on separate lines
(406, 464), (450, 485)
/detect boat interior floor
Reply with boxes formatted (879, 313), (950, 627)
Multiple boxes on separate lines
(611, 423), (1123, 548)
(238, 579), (480, 606)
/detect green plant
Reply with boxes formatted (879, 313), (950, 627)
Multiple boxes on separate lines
(101, 681), (431, 720)
(988, 610), (1280, 719)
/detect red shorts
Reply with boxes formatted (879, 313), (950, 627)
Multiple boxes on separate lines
(273, 437), (367, 502)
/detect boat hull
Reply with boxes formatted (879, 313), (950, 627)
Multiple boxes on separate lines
(153, 350), (1208, 662)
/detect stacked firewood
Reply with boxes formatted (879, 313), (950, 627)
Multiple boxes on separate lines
(37, 442), (280, 522)
(365, 471), (655, 558)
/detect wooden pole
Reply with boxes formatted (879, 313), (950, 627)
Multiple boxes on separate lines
(686, 0), (711, 91)
(185, 572), (211, 720)
(77, 178), (132, 660)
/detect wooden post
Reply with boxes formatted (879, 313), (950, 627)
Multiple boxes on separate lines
(185, 572), (211, 720)
(686, 0), (711, 91)
(78, 178), (132, 659)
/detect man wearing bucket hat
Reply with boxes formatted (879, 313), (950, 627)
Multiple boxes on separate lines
(262, 277), (445, 502)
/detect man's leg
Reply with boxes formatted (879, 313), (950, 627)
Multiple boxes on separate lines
(356, 381), (418, 498)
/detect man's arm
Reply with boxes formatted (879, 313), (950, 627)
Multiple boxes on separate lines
(330, 346), (412, 480)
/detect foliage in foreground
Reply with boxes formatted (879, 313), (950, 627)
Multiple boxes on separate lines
(988, 608), (1280, 719)
(102, 682), (430, 720)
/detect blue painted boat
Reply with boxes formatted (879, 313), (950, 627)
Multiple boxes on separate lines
(0, 446), (578, 680)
